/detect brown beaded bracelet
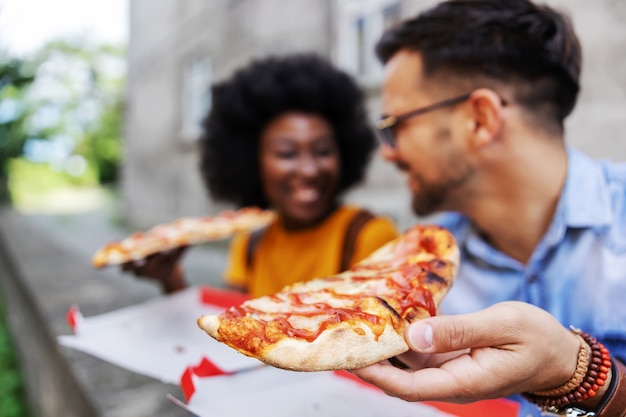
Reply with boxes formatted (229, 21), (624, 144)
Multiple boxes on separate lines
(523, 328), (612, 410)
(531, 333), (590, 397)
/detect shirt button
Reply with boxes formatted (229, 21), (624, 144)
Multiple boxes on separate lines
(527, 275), (538, 283)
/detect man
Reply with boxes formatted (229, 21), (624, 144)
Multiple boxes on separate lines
(352, 1), (626, 416)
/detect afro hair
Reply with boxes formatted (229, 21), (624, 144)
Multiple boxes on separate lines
(199, 53), (377, 208)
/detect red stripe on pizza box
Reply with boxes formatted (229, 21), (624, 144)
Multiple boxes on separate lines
(180, 357), (230, 401)
(65, 305), (83, 334)
(198, 286), (249, 309)
(334, 371), (520, 417)
(180, 367), (196, 402)
(423, 400), (519, 417)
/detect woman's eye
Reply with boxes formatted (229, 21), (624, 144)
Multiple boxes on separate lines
(314, 147), (334, 157)
(275, 150), (297, 159)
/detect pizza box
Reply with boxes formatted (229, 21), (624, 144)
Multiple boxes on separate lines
(174, 359), (520, 417)
(174, 366), (451, 417)
(59, 286), (519, 417)
(58, 286), (261, 384)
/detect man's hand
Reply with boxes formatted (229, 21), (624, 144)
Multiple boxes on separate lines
(352, 301), (581, 404)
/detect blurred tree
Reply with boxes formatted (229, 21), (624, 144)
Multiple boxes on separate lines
(0, 38), (126, 203)
(76, 96), (124, 185)
(26, 39), (126, 185)
(0, 58), (35, 202)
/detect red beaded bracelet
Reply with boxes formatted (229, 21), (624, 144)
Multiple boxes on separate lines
(523, 328), (612, 410)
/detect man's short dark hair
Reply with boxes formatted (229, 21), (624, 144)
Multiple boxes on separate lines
(199, 54), (376, 208)
(376, 0), (582, 129)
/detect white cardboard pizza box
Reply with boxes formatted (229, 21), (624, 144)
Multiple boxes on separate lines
(176, 365), (455, 417)
(58, 286), (262, 384)
(59, 286), (520, 417)
(175, 364), (521, 417)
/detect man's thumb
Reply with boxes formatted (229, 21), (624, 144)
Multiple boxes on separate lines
(406, 315), (478, 353)
(406, 321), (434, 351)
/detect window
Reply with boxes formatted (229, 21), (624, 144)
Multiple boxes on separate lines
(382, 2), (402, 30)
(180, 55), (212, 142)
(334, 0), (402, 85)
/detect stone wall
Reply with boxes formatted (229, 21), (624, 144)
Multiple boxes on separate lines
(0, 232), (98, 417)
(123, 0), (626, 230)
(123, 0), (334, 228)
(546, 0), (626, 159)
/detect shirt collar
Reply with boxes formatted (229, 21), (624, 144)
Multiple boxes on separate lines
(461, 147), (612, 268)
(559, 147), (613, 228)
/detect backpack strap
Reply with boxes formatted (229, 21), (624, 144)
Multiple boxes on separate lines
(245, 226), (267, 269)
(339, 209), (374, 271)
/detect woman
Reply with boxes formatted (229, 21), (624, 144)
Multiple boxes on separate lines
(125, 54), (398, 297)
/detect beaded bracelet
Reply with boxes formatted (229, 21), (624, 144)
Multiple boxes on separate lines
(531, 333), (590, 397)
(523, 328), (612, 410)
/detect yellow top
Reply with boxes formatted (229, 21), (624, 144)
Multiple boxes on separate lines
(224, 205), (399, 297)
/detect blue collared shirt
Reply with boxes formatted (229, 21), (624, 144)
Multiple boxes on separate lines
(435, 148), (626, 416)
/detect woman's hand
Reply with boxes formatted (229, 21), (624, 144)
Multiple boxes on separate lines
(121, 246), (188, 293)
(352, 301), (581, 404)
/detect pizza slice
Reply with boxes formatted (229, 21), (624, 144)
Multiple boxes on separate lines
(197, 224), (459, 371)
(92, 207), (275, 268)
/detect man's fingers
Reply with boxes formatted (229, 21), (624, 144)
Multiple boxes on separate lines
(407, 303), (529, 353)
(407, 318), (485, 354)
(352, 363), (421, 400)
(352, 363), (470, 403)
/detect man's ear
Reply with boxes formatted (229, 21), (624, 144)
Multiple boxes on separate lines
(466, 88), (506, 148)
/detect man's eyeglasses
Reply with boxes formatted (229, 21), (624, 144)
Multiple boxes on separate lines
(375, 92), (473, 148)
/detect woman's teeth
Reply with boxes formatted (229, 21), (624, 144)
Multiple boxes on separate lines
(293, 188), (319, 203)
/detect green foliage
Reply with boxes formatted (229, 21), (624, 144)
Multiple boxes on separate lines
(0, 297), (31, 417)
(0, 59), (36, 202)
(9, 157), (97, 191)
(7, 158), (99, 211)
(77, 99), (124, 184)
(0, 38), (126, 204)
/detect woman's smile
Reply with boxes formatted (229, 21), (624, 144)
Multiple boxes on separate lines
(259, 112), (341, 230)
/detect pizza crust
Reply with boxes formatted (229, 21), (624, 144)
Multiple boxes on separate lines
(197, 315), (220, 338)
(258, 321), (408, 371)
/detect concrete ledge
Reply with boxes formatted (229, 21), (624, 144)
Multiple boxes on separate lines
(0, 206), (228, 417)
(0, 227), (98, 417)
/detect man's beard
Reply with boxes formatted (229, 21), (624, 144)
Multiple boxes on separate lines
(411, 178), (449, 216)
(409, 159), (475, 217)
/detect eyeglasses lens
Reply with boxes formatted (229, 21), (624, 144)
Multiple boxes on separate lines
(377, 128), (395, 148)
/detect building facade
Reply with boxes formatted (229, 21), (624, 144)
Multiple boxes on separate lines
(123, 0), (626, 229)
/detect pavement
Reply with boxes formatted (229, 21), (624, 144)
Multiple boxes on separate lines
(0, 197), (230, 417)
